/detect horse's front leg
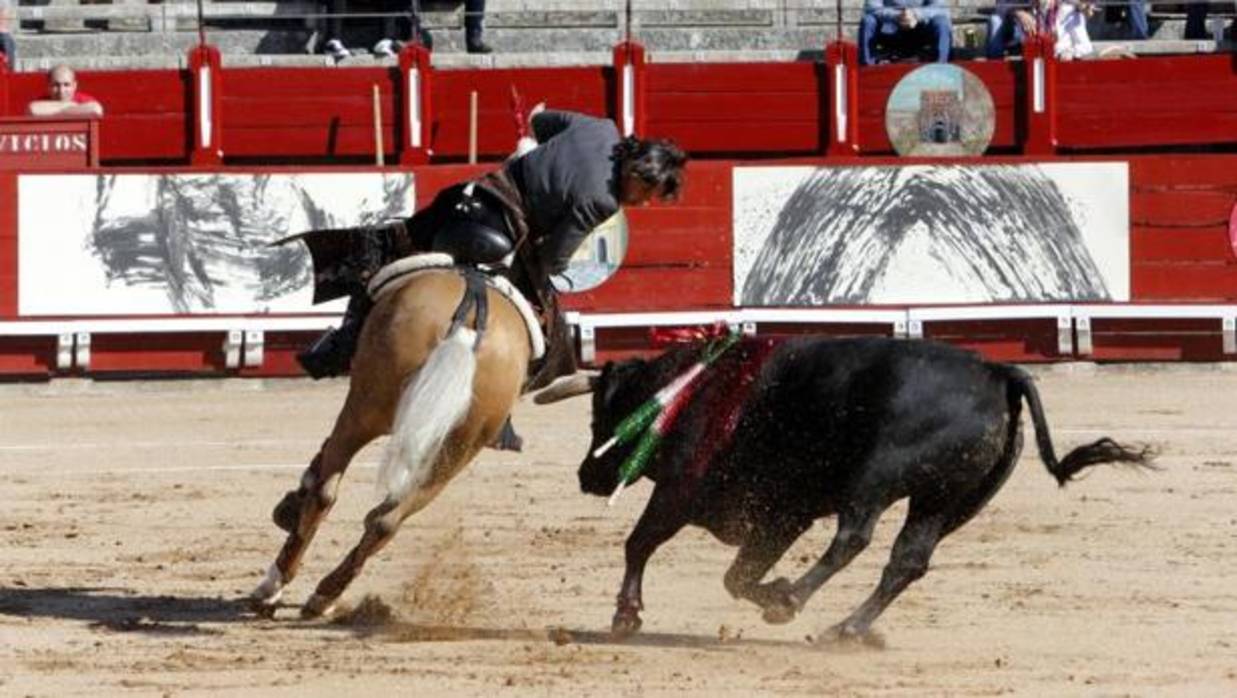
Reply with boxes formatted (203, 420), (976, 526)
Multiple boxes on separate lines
(250, 427), (371, 616)
(611, 486), (690, 638)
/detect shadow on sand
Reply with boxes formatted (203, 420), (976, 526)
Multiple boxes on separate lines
(0, 585), (250, 636)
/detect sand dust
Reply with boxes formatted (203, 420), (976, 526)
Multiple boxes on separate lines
(1, 364), (1235, 696)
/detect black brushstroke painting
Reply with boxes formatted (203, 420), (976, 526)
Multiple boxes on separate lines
(88, 174), (413, 313)
(740, 166), (1116, 306)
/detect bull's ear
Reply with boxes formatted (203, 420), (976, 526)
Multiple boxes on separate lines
(533, 371), (598, 404)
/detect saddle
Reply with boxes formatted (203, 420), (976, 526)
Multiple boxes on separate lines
(366, 253), (546, 362)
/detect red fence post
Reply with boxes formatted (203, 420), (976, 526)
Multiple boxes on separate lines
(612, 40), (647, 137)
(399, 42), (433, 165)
(0, 52), (9, 116)
(1022, 34), (1058, 155)
(188, 44), (223, 165)
(825, 40), (860, 156)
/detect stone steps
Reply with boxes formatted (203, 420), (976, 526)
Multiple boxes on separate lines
(4, 0), (1231, 70)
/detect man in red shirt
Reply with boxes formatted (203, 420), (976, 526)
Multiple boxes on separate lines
(27, 65), (103, 117)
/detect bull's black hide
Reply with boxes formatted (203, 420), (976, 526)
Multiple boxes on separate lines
(575, 336), (1153, 642)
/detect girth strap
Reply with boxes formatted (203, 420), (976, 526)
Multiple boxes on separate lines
(447, 268), (489, 352)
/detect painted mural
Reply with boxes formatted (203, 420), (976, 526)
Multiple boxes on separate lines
(734, 164), (1130, 306)
(18, 172), (414, 315)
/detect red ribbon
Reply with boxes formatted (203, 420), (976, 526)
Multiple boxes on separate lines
(510, 86), (529, 139)
(649, 322), (731, 348)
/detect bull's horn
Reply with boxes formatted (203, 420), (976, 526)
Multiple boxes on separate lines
(533, 372), (598, 404)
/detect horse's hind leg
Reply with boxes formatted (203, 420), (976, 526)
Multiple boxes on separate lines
(301, 472), (456, 618)
(251, 413), (379, 614)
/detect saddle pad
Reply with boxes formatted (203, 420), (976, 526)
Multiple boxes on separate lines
(367, 253), (546, 360)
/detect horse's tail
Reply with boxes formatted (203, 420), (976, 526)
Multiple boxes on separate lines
(1003, 365), (1156, 486)
(377, 326), (478, 502)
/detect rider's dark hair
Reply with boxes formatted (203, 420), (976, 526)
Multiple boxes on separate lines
(612, 136), (688, 201)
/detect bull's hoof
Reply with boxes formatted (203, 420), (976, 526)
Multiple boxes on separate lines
(272, 489), (305, 533)
(610, 609), (643, 639)
(757, 577), (798, 625)
(761, 601), (797, 625)
(813, 623), (886, 650)
(301, 593), (337, 620)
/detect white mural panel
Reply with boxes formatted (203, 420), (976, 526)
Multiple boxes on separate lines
(733, 163), (1130, 306)
(18, 172), (415, 316)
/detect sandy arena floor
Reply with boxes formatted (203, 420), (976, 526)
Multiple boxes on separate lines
(1, 363), (1235, 697)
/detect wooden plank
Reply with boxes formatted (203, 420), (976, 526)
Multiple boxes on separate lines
(561, 265), (732, 312)
(646, 92), (820, 123)
(646, 62), (819, 94)
(1131, 155), (1237, 188)
(0, 173), (14, 319)
(1132, 226), (1233, 263)
(1133, 189), (1235, 227)
(1132, 262), (1237, 300)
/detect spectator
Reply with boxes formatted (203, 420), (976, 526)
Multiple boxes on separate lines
(1184, 1), (1232, 40)
(27, 65), (104, 117)
(462, 0), (491, 54)
(858, 0), (952, 66)
(319, 0), (352, 60)
(1123, 0), (1147, 41)
(986, 0), (1095, 60)
(372, 0), (434, 57)
(0, 0), (15, 67)
(369, 1), (490, 57)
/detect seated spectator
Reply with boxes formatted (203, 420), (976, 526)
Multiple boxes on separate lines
(372, 0), (490, 56)
(986, 0), (1095, 60)
(1104, 0), (1150, 41)
(1184, 0), (1233, 40)
(27, 65), (104, 117)
(0, 0), (15, 67)
(859, 0), (952, 66)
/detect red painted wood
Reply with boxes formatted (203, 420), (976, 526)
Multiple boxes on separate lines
(1132, 155), (1237, 186)
(1132, 226), (1233, 262)
(0, 337), (54, 375)
(1133, 190), (1236, 227)
(85, 333), (228, 373)
(1131, 262), (1237, 300)
(431, 67), (610, 158)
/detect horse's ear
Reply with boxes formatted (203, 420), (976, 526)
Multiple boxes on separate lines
(533, 371), (598, 404)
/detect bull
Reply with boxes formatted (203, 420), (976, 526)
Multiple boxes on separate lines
(537, 335), (1153, 643)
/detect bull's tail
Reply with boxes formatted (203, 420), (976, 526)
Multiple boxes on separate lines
(377, 327), (478, 502)
(1004, 366), (1155, 486)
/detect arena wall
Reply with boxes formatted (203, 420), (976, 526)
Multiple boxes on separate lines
(1, 43), (1235, 377)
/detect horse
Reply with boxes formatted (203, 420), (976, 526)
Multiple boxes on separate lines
(249, 255), (542, 618)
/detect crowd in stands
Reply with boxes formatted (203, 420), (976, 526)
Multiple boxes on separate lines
(860, 0), (1230, 64)
(320, 0), (489, 60)
(0, 0), (1230, 69)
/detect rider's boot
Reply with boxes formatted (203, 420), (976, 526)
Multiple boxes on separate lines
(297, 294), (373, 379)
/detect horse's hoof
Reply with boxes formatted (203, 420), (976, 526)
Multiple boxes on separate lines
(272, 489), (305, 533)
(610, 610), (642, 639)
(249, 597), (279, 619)
(302, 593), (336, 619)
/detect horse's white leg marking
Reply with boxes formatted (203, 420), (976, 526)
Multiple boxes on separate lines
(251, 563), (284, 605)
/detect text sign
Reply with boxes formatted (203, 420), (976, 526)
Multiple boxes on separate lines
(0, 118), (99, 170)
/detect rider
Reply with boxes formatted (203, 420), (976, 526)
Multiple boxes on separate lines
(296, 108), (687, 381)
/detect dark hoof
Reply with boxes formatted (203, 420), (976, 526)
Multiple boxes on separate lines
(610, 609), (643, 639)
(272, 489), (304, 533)
(248, 595), (280, 619)
(814, 623), (886, 650)
(489, 418), (524, 452)
(758, 577), (798, 625)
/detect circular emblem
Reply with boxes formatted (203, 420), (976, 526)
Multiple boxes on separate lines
(885, 64), (995, 157)
(554, 209), (629, 292)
